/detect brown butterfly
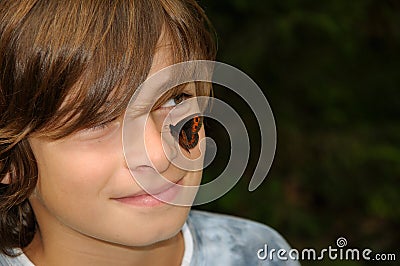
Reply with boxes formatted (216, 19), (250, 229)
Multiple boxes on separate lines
(169, 114), (203, 153)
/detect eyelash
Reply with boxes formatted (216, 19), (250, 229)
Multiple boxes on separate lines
(86, 121), (115, 132)
(89, 122), (110, 131)
(159, 93), (193, 109)
(86, 93), (194, 133)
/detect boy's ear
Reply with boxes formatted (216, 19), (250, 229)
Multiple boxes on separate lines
(1, 173), (11, 184)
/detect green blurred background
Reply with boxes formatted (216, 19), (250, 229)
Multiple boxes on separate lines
(194, 0), (400, 265)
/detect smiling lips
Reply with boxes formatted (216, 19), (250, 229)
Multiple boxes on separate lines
(113, 179), (183, 207)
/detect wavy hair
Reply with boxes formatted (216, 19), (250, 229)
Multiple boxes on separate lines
(0, 0), (216, 255)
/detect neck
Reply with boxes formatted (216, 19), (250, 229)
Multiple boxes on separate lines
(24, 222), (185, 266)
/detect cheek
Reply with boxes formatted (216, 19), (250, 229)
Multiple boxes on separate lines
(31, 138), (120, 219)
(40, 148), (113, 191)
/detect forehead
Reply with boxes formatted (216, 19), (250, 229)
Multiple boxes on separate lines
(28, 2), (214, 139)
(149, 42), (174, 77)
(126, 44), (183, 113)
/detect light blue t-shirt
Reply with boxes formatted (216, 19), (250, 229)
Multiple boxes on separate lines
(186, 210), (299, 265)
(0, 210), (300, 266)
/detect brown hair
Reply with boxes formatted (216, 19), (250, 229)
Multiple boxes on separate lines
(0, 0), (216, 255)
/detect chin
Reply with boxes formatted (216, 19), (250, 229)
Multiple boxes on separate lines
(90, 204), (191, 247)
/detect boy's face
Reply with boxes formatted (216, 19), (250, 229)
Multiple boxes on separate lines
(28, 45), (204, 247)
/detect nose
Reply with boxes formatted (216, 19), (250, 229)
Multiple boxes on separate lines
(123, 114), (173, 174)
(144, 115), (174, 173)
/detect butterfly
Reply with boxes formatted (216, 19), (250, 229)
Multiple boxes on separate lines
(169, 114), (203, 153)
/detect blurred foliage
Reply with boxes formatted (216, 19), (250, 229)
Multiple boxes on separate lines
(195, 0), (400, 265)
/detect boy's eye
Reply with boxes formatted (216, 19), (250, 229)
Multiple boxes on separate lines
(78, 119), (120, 137)
(87, 122), (112, 132)
(160, 93), (192, 109)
